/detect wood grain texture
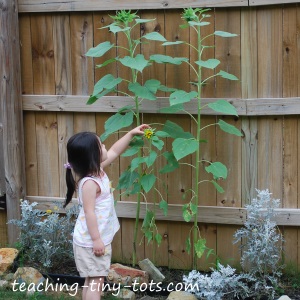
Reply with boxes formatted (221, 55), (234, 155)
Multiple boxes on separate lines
(0, 0), (26, 243)
(18, 0), (248, 13)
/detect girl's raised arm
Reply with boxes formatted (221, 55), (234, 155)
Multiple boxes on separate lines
(101, 124), (149, 169)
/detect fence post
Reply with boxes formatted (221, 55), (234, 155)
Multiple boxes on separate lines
(0, 0), (26, 244)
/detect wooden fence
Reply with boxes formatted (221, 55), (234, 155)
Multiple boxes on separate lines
(2, 0), (300, 270)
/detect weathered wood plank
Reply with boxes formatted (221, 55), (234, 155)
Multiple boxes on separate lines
(26, 196), (246, 224)
(23, 95), (300, 116)
(18, 0), (248, 13)
(215, 7), (242, 267)
(0, 0), (26, 243)
(21, 95), (248, 114)
(257, 6), (283, 201)
(241, 8), (258, 205)
(26, 195), (300, 226)
(250, 0), (299, 6)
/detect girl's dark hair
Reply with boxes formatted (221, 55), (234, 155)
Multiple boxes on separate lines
(64, 132), (102, 208)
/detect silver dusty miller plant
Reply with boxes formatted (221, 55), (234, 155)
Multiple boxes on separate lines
(183, 265), (254, 300)
(233, 189), (284, 299)
(8, 200), (79, 273)
(183, 189), (284, 300)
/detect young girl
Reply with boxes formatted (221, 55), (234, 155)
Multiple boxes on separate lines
(64, 124), (149, 300)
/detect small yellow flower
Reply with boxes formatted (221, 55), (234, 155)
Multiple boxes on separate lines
(144, 128), (154, 139)
(53, 206), (59, 211)
(46, 209), (52, 214)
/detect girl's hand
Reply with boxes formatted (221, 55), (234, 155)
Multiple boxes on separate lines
(130, 124), (150, 136)
(93, 238), (105, 256)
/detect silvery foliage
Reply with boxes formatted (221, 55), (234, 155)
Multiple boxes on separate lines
(233, 189), (284, 299)
(183, 265), (254, 300)
(8, 200), (79, 272)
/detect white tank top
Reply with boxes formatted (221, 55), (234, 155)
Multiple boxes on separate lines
(73, 173), (120, 247)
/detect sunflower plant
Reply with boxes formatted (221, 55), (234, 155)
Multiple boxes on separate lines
(86, 10), (186, 266)
(154, 7), (243, 269)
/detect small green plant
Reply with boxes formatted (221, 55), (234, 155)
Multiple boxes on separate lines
(8, 200), (79, 274)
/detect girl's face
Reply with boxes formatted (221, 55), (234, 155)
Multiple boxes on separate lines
(100, 142), (108, 162)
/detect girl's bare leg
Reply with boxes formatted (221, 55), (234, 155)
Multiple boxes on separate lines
(85, 276), (103, 300)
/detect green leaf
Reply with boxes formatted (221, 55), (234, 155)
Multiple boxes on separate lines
(129, 136), (144, 147)
(188, 21), (210, 26)
(186, 237), (191, 254)
(218, 119), (243, 136)
(145, 230), (153, 244)
(92, 74), (122, 96)
(116, 169), (139, 190)
(205, 162), (228, 180)
(96, 58), (117, 68)
(119, 54), (149, 72)
(118, 105), (134, 113)
(145, 151), (157, 168)
(163, 120), (194, 139)
(208, 100), (238, 116)
(170, 90), (197, 106)
(121, 146), (139, 157)
(101, 112), (134, 141)
(128, 82), (156, 100)
(214, 30), (238, 37)
(87, 95), (98, 105)
(211, 180), (225, 193)
(190, 203), (197, 215)
(159, 151), (179, 174)
(183, 204), (192, 222)
(155, 233), (162, 245)
(159, 200), (168, 216)
(217, 70), (238, 81)
(109, 24), (130, 34)
(141, 174), (156, 193)
(142, 209), (154, 229)
(155, 131), (171, 138)
(131, 157), (147, 171)
(159, 104), (184, 114)
(172, 138), (198, 161)
(158, 85), (177, 92)
(195, 59), (220, 69)
(135, 18), (156, 24)
(86, 41), (114, 57)
(162, 41), (185, 46)
(151, 137), (164, 150)
(142, 32), (167, 42)
(150, 54), (188, 65)
(195, 238), (206, 258)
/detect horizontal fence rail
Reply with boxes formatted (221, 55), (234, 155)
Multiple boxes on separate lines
(22, 95), (300, 116)
(26, 196), (300, 226)
(17, 0), (299, 12)
(18, 0), (248, 13)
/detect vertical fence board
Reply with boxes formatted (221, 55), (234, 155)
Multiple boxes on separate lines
(215, 8), (242, 267)
(241, 8), (258, 205)
(257, 6), (283, 200)
(70, 13), (94, 95)
(53, 14), (73, 197)
(165, 10), (193, 270)
(0, 0), (26, 243)
(282, 5), (298, 267)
